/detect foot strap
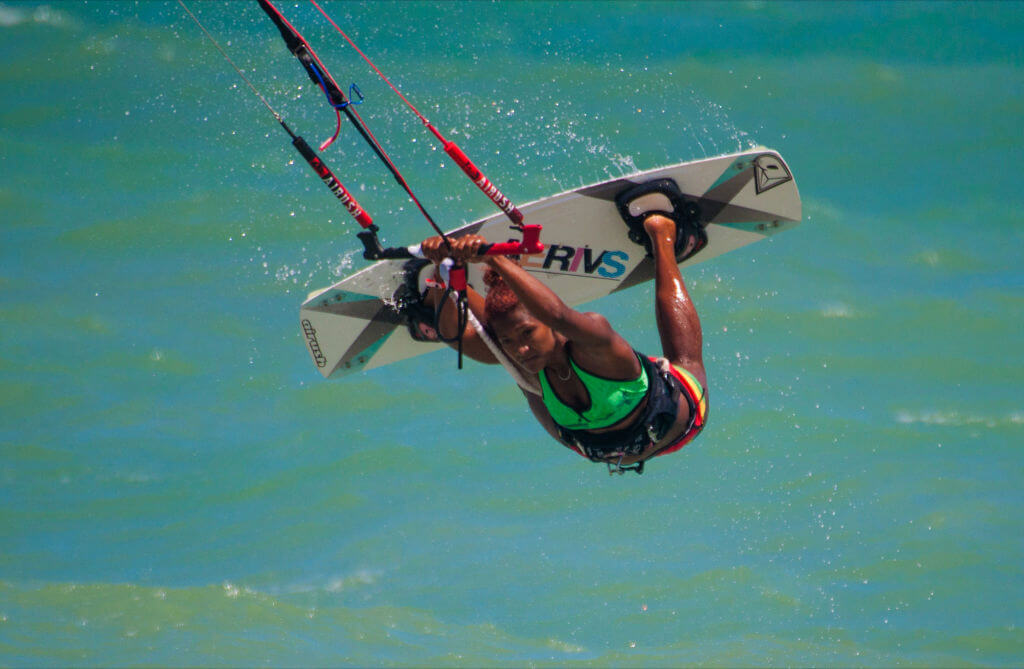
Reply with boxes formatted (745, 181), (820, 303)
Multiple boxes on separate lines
(615, 178), (707, 262)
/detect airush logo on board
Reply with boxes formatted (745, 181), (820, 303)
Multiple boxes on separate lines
(301, 319), (327, 368)
(520, 244), (629, 279)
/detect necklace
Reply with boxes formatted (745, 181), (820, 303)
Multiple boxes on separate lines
(550, 344), (572, 381)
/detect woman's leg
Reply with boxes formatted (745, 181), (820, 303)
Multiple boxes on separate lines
(644, 214), (707, 389)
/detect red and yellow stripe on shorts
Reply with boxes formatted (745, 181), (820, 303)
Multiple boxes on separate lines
(653, 360), (708, 458)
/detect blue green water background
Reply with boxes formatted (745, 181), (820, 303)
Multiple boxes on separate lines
(2, 1), (1023, 665)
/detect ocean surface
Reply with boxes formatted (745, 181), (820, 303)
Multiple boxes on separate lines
(2, 1), (1022, 665)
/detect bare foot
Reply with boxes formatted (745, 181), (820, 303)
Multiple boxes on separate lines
(643, 214), (676, 256)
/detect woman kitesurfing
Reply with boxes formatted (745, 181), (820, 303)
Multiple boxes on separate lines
(418, 187), (709, 475)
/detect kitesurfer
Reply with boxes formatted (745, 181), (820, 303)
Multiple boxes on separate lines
(419, 189), (708, 474)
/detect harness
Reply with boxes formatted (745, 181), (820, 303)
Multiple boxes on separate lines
(556, 354), (698, 474)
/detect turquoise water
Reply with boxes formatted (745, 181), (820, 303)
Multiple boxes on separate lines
(2, 0), (1023, 665)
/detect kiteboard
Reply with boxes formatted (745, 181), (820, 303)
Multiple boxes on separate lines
(300, 146), (801, 378)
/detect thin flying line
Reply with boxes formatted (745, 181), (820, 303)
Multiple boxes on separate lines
(309, 0), (428, 126)
(177, 0), (282, 124)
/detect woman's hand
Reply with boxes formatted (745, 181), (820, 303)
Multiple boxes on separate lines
(420, 236), (449, 266)
(449, 234), (489, 263)
(421, 234), (489, 264)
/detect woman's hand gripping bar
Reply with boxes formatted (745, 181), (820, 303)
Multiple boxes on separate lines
(359, 224), (544, 262)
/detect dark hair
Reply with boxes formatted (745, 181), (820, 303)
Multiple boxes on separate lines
(483, 267), (521, 323)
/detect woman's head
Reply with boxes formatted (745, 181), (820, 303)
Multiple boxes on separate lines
(483, 268), (556, 373)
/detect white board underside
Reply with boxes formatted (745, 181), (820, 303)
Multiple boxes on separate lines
(300, 147), (801, 378)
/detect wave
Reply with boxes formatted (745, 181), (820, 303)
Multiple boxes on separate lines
(0, 577), (592, 665)
(894, 409), (1024, 428)
(0, 3), (75, 29)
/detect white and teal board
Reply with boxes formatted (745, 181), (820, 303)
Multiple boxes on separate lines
(300, 146), (801, 378)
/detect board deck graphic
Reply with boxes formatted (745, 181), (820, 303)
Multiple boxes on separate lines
(300, 147), (801, 378)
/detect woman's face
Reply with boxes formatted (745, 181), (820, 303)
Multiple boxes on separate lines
(490, 306), (557, 374)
